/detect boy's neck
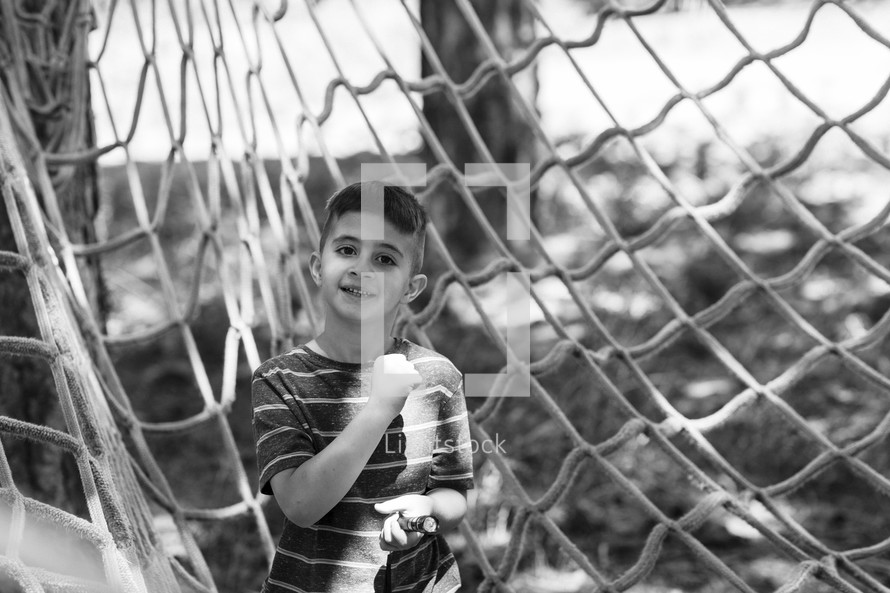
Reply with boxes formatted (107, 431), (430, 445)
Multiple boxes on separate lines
(311, 330), (397, 364)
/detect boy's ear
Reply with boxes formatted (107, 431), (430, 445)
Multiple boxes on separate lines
(309, 251), (321, 286)
(400, 273), (428, 304)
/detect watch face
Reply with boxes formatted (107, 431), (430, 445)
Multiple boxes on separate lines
(422, 516), (439, 533)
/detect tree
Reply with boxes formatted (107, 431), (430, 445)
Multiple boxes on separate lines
(420, 0), (539, 270)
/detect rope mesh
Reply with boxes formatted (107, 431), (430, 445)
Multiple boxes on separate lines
(1, 0), (890, 591)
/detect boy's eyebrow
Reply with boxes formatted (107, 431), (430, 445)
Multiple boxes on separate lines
(331, 234), (404, 257)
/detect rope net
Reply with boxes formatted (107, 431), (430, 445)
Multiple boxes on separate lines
(1, 0), (890, 591)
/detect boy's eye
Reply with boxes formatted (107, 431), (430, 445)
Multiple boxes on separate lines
(336, 246), (356, 255)
(378, 255), (396, 266)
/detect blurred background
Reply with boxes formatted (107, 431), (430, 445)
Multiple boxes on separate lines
(2, 0), (890, 591)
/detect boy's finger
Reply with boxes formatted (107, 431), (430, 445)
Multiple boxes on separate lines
(379, 532), (394, 552)
(381, 514), (392, 543)
(390, 518), (408, 547)
(382, 512), (400, 543)
(375, 501), (404, 515)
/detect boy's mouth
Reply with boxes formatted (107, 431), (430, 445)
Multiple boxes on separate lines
(341, 286), (375, 298)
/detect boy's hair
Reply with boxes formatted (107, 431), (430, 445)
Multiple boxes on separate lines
(318, 181), (428, 276)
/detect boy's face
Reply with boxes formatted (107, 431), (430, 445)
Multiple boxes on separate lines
(309, 210), (427, 329)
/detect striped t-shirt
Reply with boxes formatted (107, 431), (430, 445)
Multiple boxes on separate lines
(252, 337), (475, 593)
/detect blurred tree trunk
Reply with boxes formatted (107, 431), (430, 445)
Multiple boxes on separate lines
(0, 0), (104, 518)
(420, 0), (539, 269)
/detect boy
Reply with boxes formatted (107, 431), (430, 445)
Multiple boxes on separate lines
(252, 181), (475, 592)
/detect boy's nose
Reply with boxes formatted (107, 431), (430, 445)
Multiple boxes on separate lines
(352, 270), (382, 290)
(346, 265), (374, 279)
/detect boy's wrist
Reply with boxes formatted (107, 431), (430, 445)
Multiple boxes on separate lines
(423, 489), (467, 533)
(357, 402), (397, 426)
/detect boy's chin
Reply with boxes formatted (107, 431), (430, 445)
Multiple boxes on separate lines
(334, 306), (399, 323)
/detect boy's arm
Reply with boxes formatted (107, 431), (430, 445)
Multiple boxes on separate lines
(375, 488), (467, 532)
(375, 488), (467, 552)
(270, 405), (393, 527)
(270, 354), (421, 528)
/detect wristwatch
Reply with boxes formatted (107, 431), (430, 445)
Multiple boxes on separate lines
(398, 514), (439, 534)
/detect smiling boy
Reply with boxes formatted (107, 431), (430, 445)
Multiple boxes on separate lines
(252, 181), (475, 592)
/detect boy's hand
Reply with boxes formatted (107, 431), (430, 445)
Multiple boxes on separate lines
(368, 354), (422, 420)
(375, 495), (434, 552)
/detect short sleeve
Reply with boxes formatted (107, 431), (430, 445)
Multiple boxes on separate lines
(426, 375), (475, 493)
(252, 366), (317, 496)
